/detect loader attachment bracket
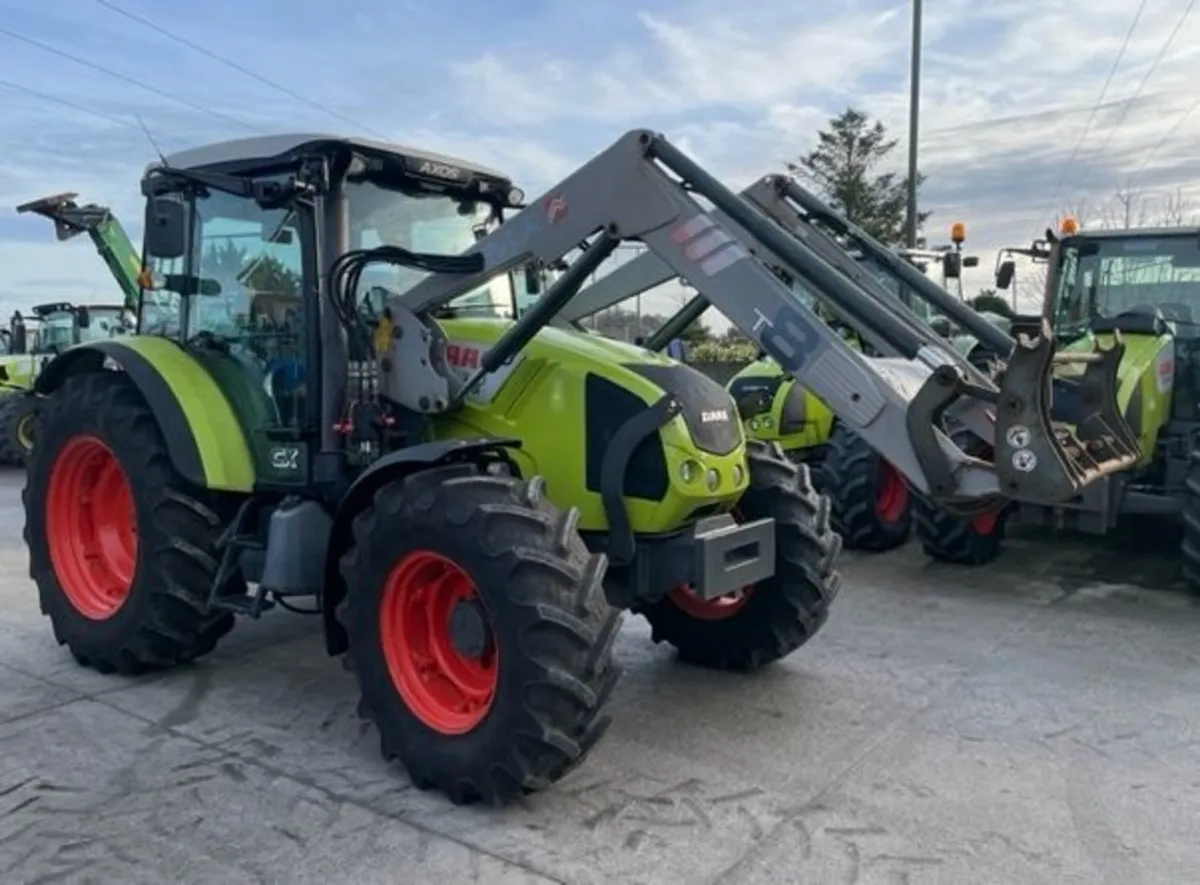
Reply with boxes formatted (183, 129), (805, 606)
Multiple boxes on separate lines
(1066, 335), (1141, 466)
(905, 365), (965, 498)
(993, 322), (1138, 503)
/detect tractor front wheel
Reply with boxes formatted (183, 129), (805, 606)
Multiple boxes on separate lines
(24, 373), (238, 673)
(338, 464), (622, 806)
(912, 501), (1007, 565)
(912, 429), (1007, 566)
(635, 440), (842, 671)
(818, 424), (911, 552)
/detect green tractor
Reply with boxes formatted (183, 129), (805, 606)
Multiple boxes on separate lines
(0, 192), (141, 465)
(23, 133), (1128, 806)
(23, 135), (842, 806)
(991, 221), (1200, 591)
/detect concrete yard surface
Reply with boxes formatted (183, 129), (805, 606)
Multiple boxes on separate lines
(1, 468), (1199, 884)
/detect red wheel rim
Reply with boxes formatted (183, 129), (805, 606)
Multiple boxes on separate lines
(970, 510), (999, 534)
(45, 436), (137, 620)
(379, 550), (498, 735)
(667, 583), (754, 620)
(667, 508), (756, 621)
(874, 461), (909, 524)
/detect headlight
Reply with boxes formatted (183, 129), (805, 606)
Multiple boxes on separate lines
(733, 463), (745, 485)
(680, 459), (700, 483)
(706, 468), (720, 492)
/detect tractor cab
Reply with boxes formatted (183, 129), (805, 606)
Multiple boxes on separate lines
(1046, 228), (1200, 431)
(136, 133), (525, 482)
(30, 302), (131, 353)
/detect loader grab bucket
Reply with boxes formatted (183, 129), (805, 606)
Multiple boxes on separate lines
(992, 322), (1138, 503)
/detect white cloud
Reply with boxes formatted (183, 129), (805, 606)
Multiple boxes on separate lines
(6, 0), (1200, 326)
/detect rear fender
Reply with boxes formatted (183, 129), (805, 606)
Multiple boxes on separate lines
(321, 437), (521, 656)
(34, 337), (255, 492)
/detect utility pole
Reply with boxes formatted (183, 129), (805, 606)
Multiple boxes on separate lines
(905, 0), (923, 248)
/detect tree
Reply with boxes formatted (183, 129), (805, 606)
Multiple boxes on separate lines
(788, 108), (930, 245)
(679, 320), (713, 347)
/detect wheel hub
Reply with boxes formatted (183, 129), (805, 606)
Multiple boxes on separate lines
(448, 598), (492, 660)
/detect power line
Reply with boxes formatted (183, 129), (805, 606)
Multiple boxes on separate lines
(92, 0), (389, 139)
(0, 24), (263, 133)
(1088, 0), (1197, 162)
(0, 78), (155, 134)
(1043, 0), (1148, 216)
(1129, 94), (1200, 186)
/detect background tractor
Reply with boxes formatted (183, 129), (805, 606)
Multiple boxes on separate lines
(0, 193), (140, 465)
(991, 219), (1200, 591)
(559, 179), (1005, 561)
(0, 302), (132, 465)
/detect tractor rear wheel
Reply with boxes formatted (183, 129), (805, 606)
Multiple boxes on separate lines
(818, 423), (911, 552)
(23, 373), (238, 674)
(635, 440), (842, 671)
(0, 393), (27, 467)
(1179, 448), (1200, 594)
(338, 463), (622, 806)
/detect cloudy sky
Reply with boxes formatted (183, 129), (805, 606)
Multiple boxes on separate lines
(2, 0), (1198, 324)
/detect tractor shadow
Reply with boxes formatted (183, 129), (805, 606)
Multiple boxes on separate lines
(1001, 515), (1188, 597)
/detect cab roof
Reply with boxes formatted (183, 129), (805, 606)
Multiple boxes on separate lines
(151, 133), (512, 184)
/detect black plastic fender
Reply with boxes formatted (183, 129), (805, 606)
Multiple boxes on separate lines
(321, 437), (522, 655)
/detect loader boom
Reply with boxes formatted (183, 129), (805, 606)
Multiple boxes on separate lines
(386, 130), (1138, 510)
(16, 192), (142, 310)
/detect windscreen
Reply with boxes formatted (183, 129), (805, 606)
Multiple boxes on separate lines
(345, 180), (515, 318)
(1052, 233), (1200, 339)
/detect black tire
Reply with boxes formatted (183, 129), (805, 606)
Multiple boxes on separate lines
(911, 426), (1007, 566)
(0, 393), (24, 467)
(24, 372), (238, 674)
(911, 499), (1007, 565)
(1180, 449), (1200, 594)
(338, 464), (622, 806)
(634, 440), (842, 671)
(818, 423), (911, 552)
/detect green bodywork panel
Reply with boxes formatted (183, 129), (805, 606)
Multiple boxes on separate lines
(430, 318), (749, 533)
(0, 354), (41, 390)
(40, 336), (257, 492)
(1058, 331), (1174, 464)
(727, 334), (866, 453)
(727, 357), (833, 451)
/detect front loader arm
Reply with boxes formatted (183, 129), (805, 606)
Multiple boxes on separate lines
(17, 192), (142, 310)
(388, 129), (1137, 511)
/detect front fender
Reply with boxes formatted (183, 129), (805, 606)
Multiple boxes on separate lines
(321, 437), (521, 655)
(35, 337), (255, 492)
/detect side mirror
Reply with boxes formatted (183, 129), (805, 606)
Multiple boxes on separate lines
(963, 255), (980, 268)
(942, 252), (962, 279)
(75, 306), (90, 329)
(144, 197), (187, 260)
(930, 316), (952, 337)
(524, 262), (541, 296)
(995, 259), (1016, 290)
